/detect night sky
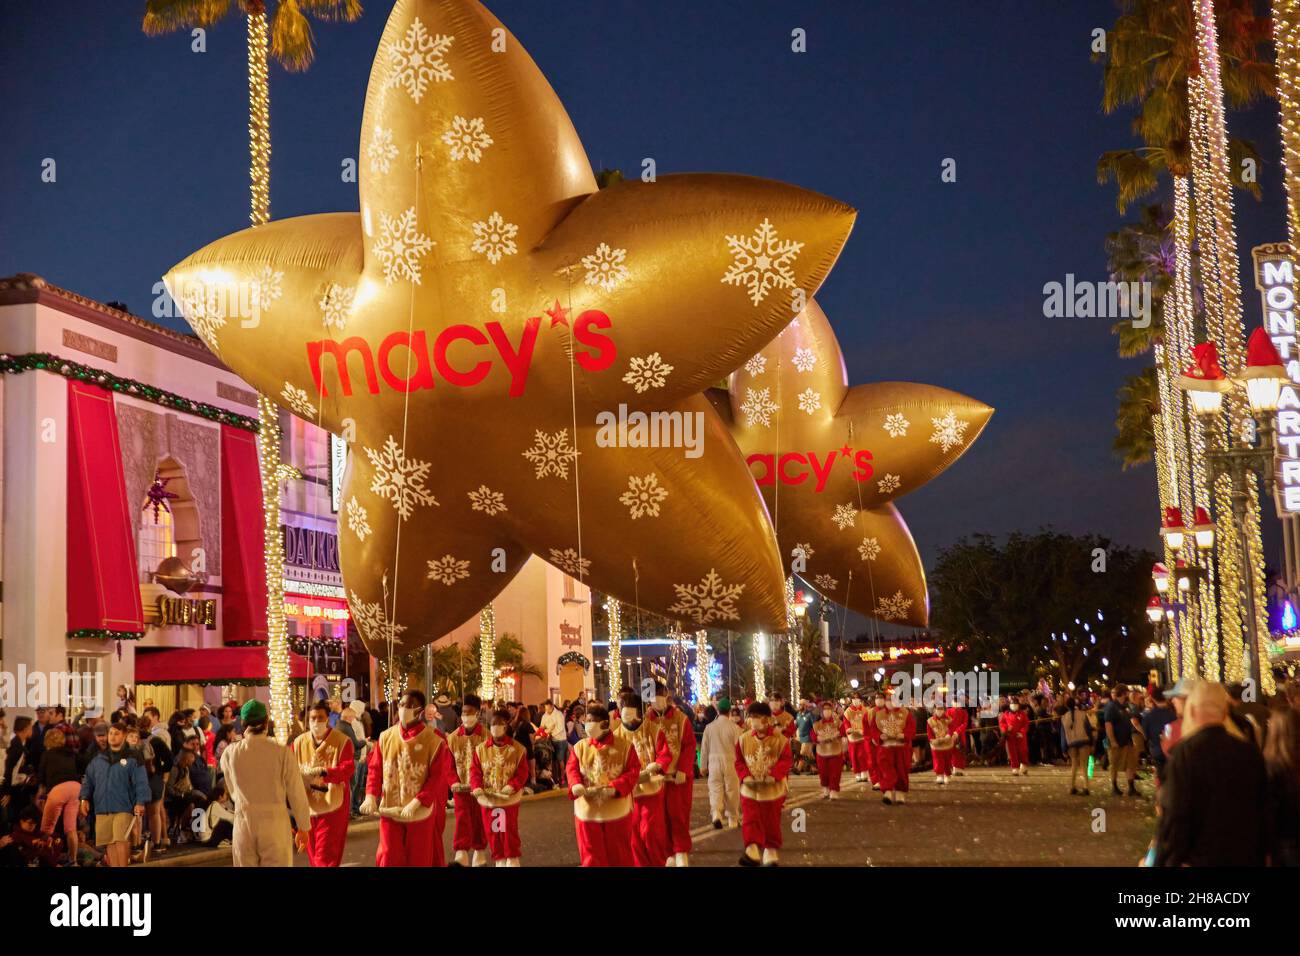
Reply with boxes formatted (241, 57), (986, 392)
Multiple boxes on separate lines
(1, 0), (1290, 613)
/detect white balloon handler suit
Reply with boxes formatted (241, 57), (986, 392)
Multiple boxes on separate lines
(219, 732), (314, 867)
(699, 712), (742, 827)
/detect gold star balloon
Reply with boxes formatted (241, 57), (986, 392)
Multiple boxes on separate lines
(709, 299), (993, 626)
(164, 0), (857, 653)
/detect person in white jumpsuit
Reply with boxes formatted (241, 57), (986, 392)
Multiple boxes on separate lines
(699, 698), (742, 828)
(218, 699), (313, 867)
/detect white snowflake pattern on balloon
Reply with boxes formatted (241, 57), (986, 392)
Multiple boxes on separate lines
(831, 503), (858, 530)
(470, 211), (519, 264)
(386, 18), (453, 103)
(426, 554), (470, 586)
(580, 242), (629, 292)
(280, 382), (316, 419)
(180, 285), (227, 352)
(929, 409), (970, 453)
(793, 542), (815, 561)
(883, 413), (910, 438)
(668, 569), (745, 625)
(740, 387), (780, 428)
(364, 436), (438, 519)
(721, 218), (804, 306)
(346, 496), (371, 541)
(858, 537), (881, 561)
(251, 266), (284, 315)
(318, 282), (356, 332)
(796, 387), (821, 415)
(792, 347), (817, 373)
(441, 115), (493, 163)
(743, 354), (767, 377)
(466, 485), (507, 516)
(548, 548), (591, 578)
(522, 429), (580, 479)
(367, 125), (399, 174)
(622, 353), (674, 393)
(875, 590), (914, 622)
(350, 590), (407, 646)
(619, 473), (669, 519)
(373, 207), (435, 285)
(813, 573), (839, 592)
(877, 473), (902, 495)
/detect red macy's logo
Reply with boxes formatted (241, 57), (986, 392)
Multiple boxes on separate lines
(747, 445), (873, 492)
(306, 306), (616, 399)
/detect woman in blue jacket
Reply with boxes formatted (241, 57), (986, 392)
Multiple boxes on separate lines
(79, 722), (149, 867)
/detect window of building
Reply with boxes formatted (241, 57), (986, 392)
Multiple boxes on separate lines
(66, 653), (103, 719)
(138, 498), (176, 581)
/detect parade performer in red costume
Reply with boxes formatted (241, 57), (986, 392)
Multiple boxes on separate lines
(841, 691), (871, 785)
(652, 682), (696, 867)
(946, 697), (969, 776)
(926, 705), (956, 786)
(735, 701), (792, 866)
(446, 693), (490, 867)
(770, 692), (796, 740)
(1000, 700), (1030, 775)
(874, 689), (915, 805)
(613, 689), (672, 867)
(359, 690), (454, 867)
(812, 700), (845, 799)
(471, 709), (530, 866)
(293, 700), (356, 867)
(566, 705), (641, 867)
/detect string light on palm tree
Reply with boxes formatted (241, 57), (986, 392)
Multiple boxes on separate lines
(1274, 0), (1300, 243)
(694, 629), (711, 704)
(753, 632), (767, 701)
(604, 597), (622, 700)
(478, 603), (496, 701)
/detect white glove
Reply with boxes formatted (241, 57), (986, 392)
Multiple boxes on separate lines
(645, 762), (662, 775)
(673, 771), (686, 784)
(471, 787), (485, 798)
(358, 794), (378, 816)
(590, 786), (614, 800)
(400, 798), (423, 820)
(571, 784), (587, 799)
(501, 785), (515, 797)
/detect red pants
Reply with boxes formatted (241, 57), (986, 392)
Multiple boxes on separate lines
(932, 748), (954, 777)
(630, 792), (669, 867)
(877, 746), (910, 793)
(740, 796), (784, 849)
(306, 803), (350, 867)
(867, 741), (882, 782)
(452, 792), (487, 852)
(574, 815), (636, 867)
(846, 739), (868, 774)
(816, 753), (843, 791)
(952, 740), (967, 769)
(663, 778), (693, 854)
(377, 814), (442, 867)
(481, 804), (521, 860)
(1006, 735), (1028, 769)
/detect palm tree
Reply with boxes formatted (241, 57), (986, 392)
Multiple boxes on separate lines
(143, 0), (363, 741)
(1104, 203), (1174, 359)
(1113, 367), (1160, 469)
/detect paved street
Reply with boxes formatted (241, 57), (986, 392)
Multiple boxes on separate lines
(157, 764), (1155, 867)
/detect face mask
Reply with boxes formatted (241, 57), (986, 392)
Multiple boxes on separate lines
(771, 702), (783, 713)
(585, 722), (604, 738)
(620, 707), (638, 723)
(400, 707), (421, 725)
(1010, 703), (1019, 711)
(463, 714), (478, 728)
(310, 721), (329, 739)
(490, 725), (507, 739)
(653, 696), (667, 712)
(748, 718), (768, 732)
(874, 699), (884, 708)
(822, 710), (833, 720)
(933, 710), (944, 718)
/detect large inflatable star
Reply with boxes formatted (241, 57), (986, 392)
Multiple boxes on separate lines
(165, 0), (856, 653)
(709, 299), (993, 626)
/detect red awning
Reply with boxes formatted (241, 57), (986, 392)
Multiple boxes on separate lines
(220, 425), (268, 644)
(134, 647), (311, 685)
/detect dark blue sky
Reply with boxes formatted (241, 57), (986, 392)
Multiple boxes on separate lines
(1, 0), (1289, 584)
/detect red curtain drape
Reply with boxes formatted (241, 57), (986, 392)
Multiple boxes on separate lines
(66, 381), (145, 636)
(220, 425), (268, 644)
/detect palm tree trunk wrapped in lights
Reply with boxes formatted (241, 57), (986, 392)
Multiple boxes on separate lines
(752, 632), (767, 701)
(1274, 0), (1300, 242)
(604, 597), (622, 700)
(694, 630), (711, 703)
(1189, 0), (1273, 691)
(784, 576), (801, 703)
(478, 603), (496, 701)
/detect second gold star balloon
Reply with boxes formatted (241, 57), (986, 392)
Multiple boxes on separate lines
(164, 0), (857, 652)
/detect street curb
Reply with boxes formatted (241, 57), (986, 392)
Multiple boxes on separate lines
(142, 787), (566, 867)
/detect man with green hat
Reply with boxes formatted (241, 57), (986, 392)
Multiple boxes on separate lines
(218, 699), (313, 866)
(699, 697), (741, 829)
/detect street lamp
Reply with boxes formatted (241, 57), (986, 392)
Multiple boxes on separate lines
(1160, 507), (1186, 552)
(1191, 506), (1216, 551)
(1152, 562), (1170, 596)
(1177, 333), (1287, 691)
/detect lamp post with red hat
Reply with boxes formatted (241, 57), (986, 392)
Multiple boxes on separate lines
(1177, 332), (1286, 693)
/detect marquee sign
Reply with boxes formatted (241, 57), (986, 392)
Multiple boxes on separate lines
(1252, 243), (1300, 512)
